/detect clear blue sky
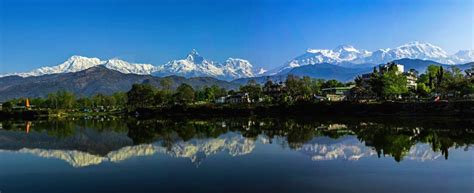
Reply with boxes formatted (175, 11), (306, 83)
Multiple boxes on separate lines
(0, 0), (472, 73)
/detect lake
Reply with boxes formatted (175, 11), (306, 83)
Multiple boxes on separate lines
(0, 117), (472, 193)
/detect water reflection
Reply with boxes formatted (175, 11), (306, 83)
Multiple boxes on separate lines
(0, 117), (472, 167)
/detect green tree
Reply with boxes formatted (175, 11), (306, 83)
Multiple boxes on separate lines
(174, 83), (195, 104)
(154, 90), (171, 106)
(239, 80), (262, 102)
(381, 70), (408, 99)
(112, 92), (128, 108)
(127, 84), (156, 108)
(46, 90), (76, 109)
(76, 97), (92, 109)
(322, 79), (344, 89)
(416, 83), (431, 97)
(2, 101), (13, 111)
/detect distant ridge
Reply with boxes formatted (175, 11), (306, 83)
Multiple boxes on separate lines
(0, 66), (239, 101)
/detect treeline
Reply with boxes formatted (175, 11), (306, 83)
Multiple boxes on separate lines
(2, 91), (128, 111)
(416, 65), (473, 97)
(1, 77), (349, 111)
(125, 76), (351, 108)
(353, 64), (473, 99)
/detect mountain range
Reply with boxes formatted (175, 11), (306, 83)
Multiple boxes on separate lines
(0, 41), (473, 100)
(272, 41), (473, 74)
(1, 50), (260, 81)
(2, 42), (473, 81)
(0, 66), (239, 101)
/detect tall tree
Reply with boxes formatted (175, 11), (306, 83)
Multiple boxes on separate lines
(174, 83), (195, 104)
(127, 84), (156, 108)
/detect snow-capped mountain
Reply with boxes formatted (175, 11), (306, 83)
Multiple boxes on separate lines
(364, 41), (451, 64)
(153, 50), (256, 80)
(273, 41), (474, 74)
(104, 58), (158, 75)
(1, 55), (157, 77)
(154, 49), (226, 78)
(222, 58), (255, 78)
(2, 42), (472, 79)
(453, 50), (474, 63)
(275, 44), (371, 74)
(5, 55), (104, 77)
(1, 50), (259, 80)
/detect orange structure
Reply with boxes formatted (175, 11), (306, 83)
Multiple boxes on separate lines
(25, 98), (30, 109)
(25, 121), (31, 134)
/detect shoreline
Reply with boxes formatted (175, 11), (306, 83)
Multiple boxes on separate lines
(2, 101), (472, 120)
(134, 101), (474, 118)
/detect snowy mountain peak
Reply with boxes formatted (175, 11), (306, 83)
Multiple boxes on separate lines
(396, 41), (448, 57)
(453, 50), (474, 63)
(186, 49), (204, 63)
(223, 58), (254, 78)
(2, 55), (104, 77)
(366, 41), (451, 64)
(256, 68), (267, 75)
(334, 44), (358, 52)
(62, 55), (103, 70)
(272, 41), (473, 74)
(104, 58), (157, 75)
(152, 51), (256, 80)
(401, 41), (435, 47)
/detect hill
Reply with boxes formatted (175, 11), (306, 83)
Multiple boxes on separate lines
(0, 66), (239, 101)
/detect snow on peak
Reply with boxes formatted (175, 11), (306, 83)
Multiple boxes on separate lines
(223, 58), (254, 79)
(153, 50), (255, 80)
(452, 50), (474, 63)
(156, 49), (224, 78)
(272, 41), (472, 74)
(366, 41), (451, 64)
(186, 49), (204, 63)
(0, 55), (163, 77)
(256, 68), (267, 75)
(334, 44), (358, 52)
(104, 58), (158, 75)
(1, 51), (257, 80)
(1, 55), (104, 77)
(274, 44), (368, 74)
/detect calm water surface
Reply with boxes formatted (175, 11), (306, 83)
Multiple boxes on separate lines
(0, 117), (473, 193)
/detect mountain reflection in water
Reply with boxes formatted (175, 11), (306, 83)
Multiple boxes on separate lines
(0, 117), (471, 168)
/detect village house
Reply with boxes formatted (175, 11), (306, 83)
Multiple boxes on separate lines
(225, 93), (251, 104)
(404, 69), (418, 90)
(380, 62), (404, 74)
(215, 96), (227, 104)
(321, 85), (355, 101)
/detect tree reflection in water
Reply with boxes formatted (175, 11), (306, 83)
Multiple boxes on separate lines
(1, 117), (473, 162)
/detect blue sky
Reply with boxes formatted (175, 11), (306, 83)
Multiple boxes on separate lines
(0, 0), (472, 73)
